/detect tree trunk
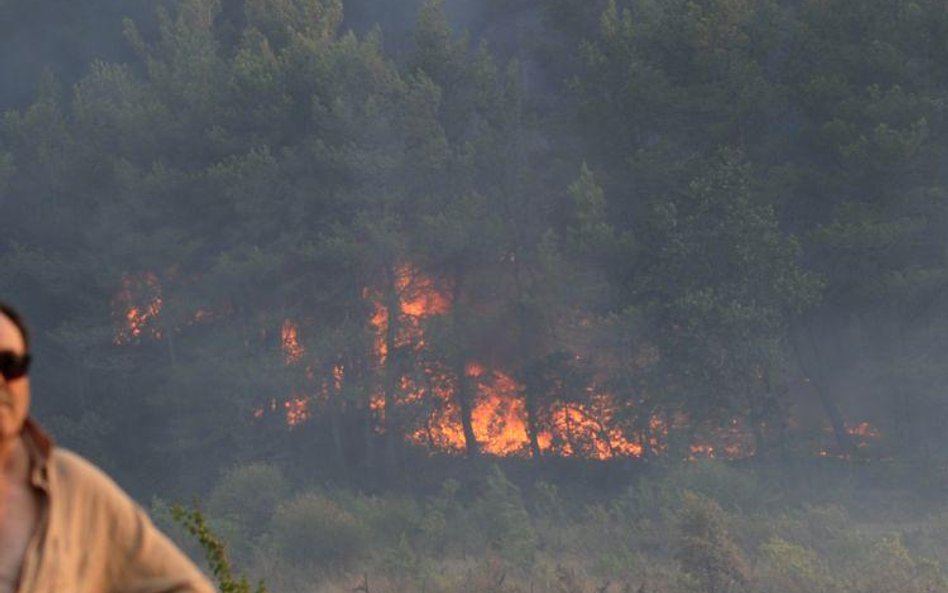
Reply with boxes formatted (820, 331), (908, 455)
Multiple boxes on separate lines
(525, 391), (543, 460)
(791, 323), (853, 454)
(512, 251), (543, 462)
(382, 270), (402, 478)
(449, 268), (479, 457)
(363, 404), (376, 474)
(456, 361), (480, 457)
(328, 387), (348, 480)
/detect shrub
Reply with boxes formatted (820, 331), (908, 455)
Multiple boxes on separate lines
(852, 534), (948, 593)
(530, 481), (570, 553)
(455, 558), (526, 593)
(755, 536), (829, 593)
(208, 462), (290, 538)
(171, 503), (268, 593)
(531, 481), (567, 523)
(772, 504), (864, 559)
(269, 492), (367, 572)
(420, 479), (480, 556)
(676, 492), (748, 593)
(569, 502), (640, 577)
(666, 460), (766, 513)
(377, 532), (423, 579)
(475, 466), (537, 567)
(348, 493), (423, 549)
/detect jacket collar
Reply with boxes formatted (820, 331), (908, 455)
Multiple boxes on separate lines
(22, 417), (53, 490)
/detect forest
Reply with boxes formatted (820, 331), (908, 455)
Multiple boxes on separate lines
(4, 0), (948, 591)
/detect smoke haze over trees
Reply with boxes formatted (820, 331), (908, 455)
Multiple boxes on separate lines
(4, 0), (948, 512)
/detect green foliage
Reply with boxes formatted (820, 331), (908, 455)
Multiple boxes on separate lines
(419, 479), (472, 554)
(756, 537), (829, 593)
(377, 532), (423, 579)
(155, 464), (948, 592)
(659, 460), (767, 513)
(475, 466), (537, 567)
(634, 149), (819, 430)
(566, 162), (631, 263)
(269, 492), (368, 571)
(675, 492), (748, 593)
(208, 462), (290, 540)
(244, 0), (343, 47)
(346, 493), (423, 549)
(9, 0), (948, 509)
(171, 503), (268, 593)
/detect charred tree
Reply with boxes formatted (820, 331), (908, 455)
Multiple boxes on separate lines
(450, 273), (480, 458)
(791, 323), (853, 455)
(455, 362), (480, 458)
(328, 394), (347, 478)
(381, 268), (404, 478)
(524, 388), (544, 461)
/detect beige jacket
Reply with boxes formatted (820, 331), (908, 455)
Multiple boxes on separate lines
(17, 420), (216, 593)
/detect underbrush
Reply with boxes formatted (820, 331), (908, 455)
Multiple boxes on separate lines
(154, 459), (948, 593)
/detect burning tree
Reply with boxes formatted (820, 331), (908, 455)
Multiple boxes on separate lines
(12, 0), (948, 498)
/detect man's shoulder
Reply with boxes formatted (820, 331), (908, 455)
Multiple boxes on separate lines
(47, 447), (133, 507)
(49, 447), (112, 484)
(34, 444), (216, 593)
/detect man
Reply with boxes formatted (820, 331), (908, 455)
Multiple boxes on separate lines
(0, 302), (215, 593)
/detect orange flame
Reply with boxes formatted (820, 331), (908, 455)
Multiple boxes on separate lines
(687, 418), (755, 460)
(370, 300), (390, 363)
(847, 421), (881, 451)
(405, 365), (533, 455)
(254, 262), (763, 461)
(113, 272), (163, 344)
(397, 264), (450, 317)
(544, 396), (645, 460)
(847, 421), (880, 439)
(368, 263), (452, 364)
(281, 319), (303, 365)
(284, 395), (310, 427)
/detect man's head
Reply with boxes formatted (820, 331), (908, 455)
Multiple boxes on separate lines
(0, 301), (31, 445)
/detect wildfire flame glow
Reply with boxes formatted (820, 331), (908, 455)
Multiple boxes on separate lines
(408, 363), (534, 456)
(112, 266), (860, 461)
(368, 264), (451, 364)
(260, 263), (767, 459)
(113, 272), (163, 344)
(847, 421), (880, 439)
(545, 396), (646, 460)
(281, 319), (304, 365)
(284, 395), (311, 427)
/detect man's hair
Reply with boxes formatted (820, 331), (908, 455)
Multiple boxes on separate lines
(0, 301), (30, 351)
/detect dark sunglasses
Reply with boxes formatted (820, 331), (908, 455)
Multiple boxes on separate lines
(0, 352), (31, 381)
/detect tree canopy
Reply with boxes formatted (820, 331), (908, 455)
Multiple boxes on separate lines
(3, 0), (948, 495)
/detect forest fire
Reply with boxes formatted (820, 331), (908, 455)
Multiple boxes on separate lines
(277, 319), (311, 427)
(110, 266), (840, 461)
(112, 272), (227, 344)
(847, 421), (881, 451)
(284, 395), (311, 427)
(816, 421), (883, 458)
(367, 264), (451, 364)
(113, 272), (163, 344)
(544, 396), (646, 459)
(687, 419), (755, 460)
(357, 265), (730, 460)
(281, 320), (304, 365)
(848, 421), (880, 440)
(407, 363), (534, 456)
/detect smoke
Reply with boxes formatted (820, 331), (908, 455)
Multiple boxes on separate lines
(0, 0), (159, 109)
